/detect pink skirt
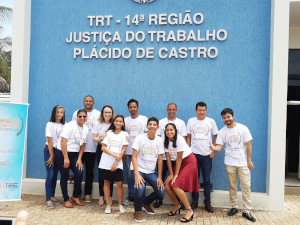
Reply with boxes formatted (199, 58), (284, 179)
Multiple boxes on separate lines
(166, 153), (199, 193)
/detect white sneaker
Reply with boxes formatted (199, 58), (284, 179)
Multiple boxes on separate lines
(105, 205), (111, 214)
(118, 205), (126, 214)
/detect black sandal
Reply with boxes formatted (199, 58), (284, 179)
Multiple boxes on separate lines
(180, 208), (194, 223)
(168, 203), (181, 216)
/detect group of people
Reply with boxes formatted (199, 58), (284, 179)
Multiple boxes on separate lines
(43, 95), (256, 223)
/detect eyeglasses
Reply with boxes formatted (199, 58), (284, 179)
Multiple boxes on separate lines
(104, 112), (112, 114)
(78, 116), (87, 118)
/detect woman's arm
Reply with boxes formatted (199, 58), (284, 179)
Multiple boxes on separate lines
(93, 133), (102, 143)
(46, 137), (54, 167)
(61, 137), (70, 168)
(76, 143), (85, 171)
(111, 145), (127, 171)
(172, 151), (183, 184)
(164, 152), (174, 184)
(101, 143), (121, 161)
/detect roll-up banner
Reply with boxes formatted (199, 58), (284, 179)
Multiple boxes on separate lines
(0, 102), (29, 201)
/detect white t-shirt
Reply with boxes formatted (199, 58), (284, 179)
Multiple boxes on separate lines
(99, 130), (129, 170)
(216, 123), (253, 167)
(91, 121), (111, 139)
(57, 120), (89, 152)
(187, 117), (218, 156)
(125, 115), (148, 155)
(72, 109), (101, 153)
(165, 135), (192, 161)
(130, 133), (164, 174)
(156, 117), (187, 160)
(45, 122), (64, 148)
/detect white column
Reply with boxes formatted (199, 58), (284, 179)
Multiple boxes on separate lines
(10, 0), (31, 104)
(267, 0), (290, 210)
(10, 0), (31, 179)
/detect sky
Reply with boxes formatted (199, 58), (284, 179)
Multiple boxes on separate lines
(0, 0), (13, 39)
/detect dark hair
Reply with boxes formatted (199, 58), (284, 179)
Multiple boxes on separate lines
(127, 99), (139, 107)
(167, 102), (177, 108)
(84, 95), (94, 102)
(195, 102), (207, 110)
(147, 117), (159, 125)
(99, 105), (115, 123)
(164, 123), (177, 149)
(221, 108), (234, 116)
(49, 105), (65, 124)
(108, 115), (125, 131)
(77, 108), (87, 116)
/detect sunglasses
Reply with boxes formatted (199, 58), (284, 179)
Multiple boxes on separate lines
(78, 116), (87, 118)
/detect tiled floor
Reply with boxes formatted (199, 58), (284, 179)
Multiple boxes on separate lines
(1, 194), (300, 224)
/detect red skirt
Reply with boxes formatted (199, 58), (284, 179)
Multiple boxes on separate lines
(166, 153), (199, 193)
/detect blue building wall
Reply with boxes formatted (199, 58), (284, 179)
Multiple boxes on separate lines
(27, 0), (271, 192)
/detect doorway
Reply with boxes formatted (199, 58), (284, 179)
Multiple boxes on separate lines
(286, 49), (300, 191)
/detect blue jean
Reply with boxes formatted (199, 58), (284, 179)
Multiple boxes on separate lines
(125, 155), (134, 198)
(44, 146), (59, 201)
(133, 171), (165, 212)
(55, 150), (83, 202)
(192, 153), (212, 204)
(96, 144), (113, 197)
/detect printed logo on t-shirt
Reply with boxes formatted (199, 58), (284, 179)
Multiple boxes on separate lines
(108, 137), (123, 153)
(192, 124), (210, 141)
(168, 148), (177, 161)
(109, 139), (122, 148)
(128, 123), (143, 139)
(140, 144), (158, 162)
(56, 127), (63, 139)
(128, 124), (142, 132)
(86, 118), (95, 130)
(193, 125), (209, 135)
(225, 132), (242, 150)
(142, 146), (157, 155)
(74, 129), (87, 145)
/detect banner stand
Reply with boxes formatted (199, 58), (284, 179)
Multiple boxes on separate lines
(0, 102), (29, 202)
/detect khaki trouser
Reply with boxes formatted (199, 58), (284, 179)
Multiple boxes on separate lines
(225, 165), (251, 211)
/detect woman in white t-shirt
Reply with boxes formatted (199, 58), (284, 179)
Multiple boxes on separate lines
(55, 109), (89, 208)
(164, 123), (199, 223)
(99, 115), (129, 214)
(44, 105), (65, 208)
(92, 105), (115, 206)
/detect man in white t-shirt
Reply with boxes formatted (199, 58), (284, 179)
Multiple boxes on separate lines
(123, 99), (148, 206)
(72, 95), (101, 202)
(154, 102), (187, 208)
(131, 117), (165, 223)
(187, 102), (218, 213)
(210, 108), (256, 222)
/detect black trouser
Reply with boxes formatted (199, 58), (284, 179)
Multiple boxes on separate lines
(82, 152), (96, 195)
